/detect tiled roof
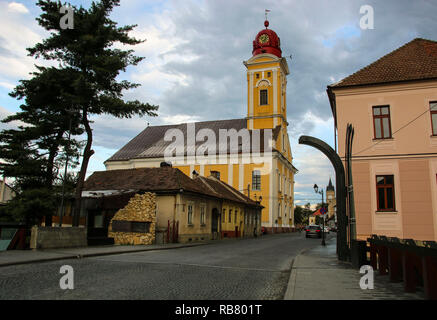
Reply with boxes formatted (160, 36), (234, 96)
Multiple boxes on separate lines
(83, 167), (261, 208)
(83, 167), (216, 197)
(329, 38), (437, 88)
(195, 175), (260, 207)
(106, 118), (281, 162)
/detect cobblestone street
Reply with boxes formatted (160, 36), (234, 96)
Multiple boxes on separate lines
(0, 233), (331, 300)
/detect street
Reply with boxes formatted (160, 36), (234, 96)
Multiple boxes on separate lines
(0, 232), (334, 300)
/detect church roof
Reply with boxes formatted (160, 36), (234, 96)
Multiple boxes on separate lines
(328, 38), (437, 88)
(105, 118), (281, 163)
(326, 178), (334, 192)
(252, 20), (282, 58)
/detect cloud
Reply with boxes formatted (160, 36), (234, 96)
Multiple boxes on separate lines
(1, 0), (436, 202)
(7, 2), (29, 14)
(0, 2), (49, 87)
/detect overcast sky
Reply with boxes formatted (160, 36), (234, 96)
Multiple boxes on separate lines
(1, 0), (436, 207)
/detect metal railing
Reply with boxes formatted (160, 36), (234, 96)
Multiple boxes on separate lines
(367, 234), (437, 300)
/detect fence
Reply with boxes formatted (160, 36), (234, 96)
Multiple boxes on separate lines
(166, 220), (179, 243)
(367, 235), (437, 300)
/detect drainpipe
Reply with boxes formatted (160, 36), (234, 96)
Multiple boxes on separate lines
(0, 177), (5, 203)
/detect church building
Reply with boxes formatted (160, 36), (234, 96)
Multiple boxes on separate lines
(104, 19), (297, 233)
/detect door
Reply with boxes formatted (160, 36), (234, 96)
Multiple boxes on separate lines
(211, 208), (219, 239)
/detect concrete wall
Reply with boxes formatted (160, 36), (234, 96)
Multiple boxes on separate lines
(30, 226), (87, 249)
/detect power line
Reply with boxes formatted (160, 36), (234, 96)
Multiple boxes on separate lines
(353, 106), (432, 156)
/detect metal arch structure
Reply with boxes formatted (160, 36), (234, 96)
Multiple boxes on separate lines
(298, 135), (349, 261)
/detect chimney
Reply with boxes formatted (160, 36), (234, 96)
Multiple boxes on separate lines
(160, 161), (172, 167)
(210, 170), (220, 180)
(192, 170), (199, 178)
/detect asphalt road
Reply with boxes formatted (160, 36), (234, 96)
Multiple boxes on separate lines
(0, 232), (335, 300)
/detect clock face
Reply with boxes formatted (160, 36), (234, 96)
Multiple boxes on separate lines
(259, 34), (269, 44)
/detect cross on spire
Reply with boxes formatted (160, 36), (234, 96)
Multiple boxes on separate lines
(265, 9), (270, 21)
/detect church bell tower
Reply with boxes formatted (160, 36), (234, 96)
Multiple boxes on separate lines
(244, 19), (290, 131)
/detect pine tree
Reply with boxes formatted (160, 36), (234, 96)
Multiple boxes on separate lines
(28, 0), (158, 226)
(0, 66), (83, 225)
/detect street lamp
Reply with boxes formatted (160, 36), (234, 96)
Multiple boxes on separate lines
(313, 184), (326, 246)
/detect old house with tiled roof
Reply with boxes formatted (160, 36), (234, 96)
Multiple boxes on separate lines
(105, 20), (298, 233)
(82, 166), (262, 243)
(327, 38), (437, 241)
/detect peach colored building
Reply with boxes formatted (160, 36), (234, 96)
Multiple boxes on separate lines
(327, 38), (437, 241)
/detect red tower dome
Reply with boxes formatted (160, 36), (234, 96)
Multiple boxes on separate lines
(252, 20), (282, 58)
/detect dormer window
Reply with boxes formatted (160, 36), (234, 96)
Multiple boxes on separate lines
(260, 89), (268, 105)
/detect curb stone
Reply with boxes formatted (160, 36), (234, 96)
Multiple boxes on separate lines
(0, 242), (210, 268)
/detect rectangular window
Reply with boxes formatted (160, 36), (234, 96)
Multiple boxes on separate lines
(430, 101), (437, 136)
(112, 221), (150, 233)
(260, 89), (268, 105)
(252, 170), (261, 191)
(188, 203), (193, 224)
(376, 175), (395, 211)
(278, 173), (281, 192)
(235, 210), (238, 224)
(222, 209), (226, 223)
(200, 205), (205, 225)
(131, 222), (151, 233)
(373, 106), (392, 139)
(229, 209), (232, 223)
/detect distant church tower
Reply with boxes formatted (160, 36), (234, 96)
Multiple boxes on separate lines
(326, 178), (336, 220)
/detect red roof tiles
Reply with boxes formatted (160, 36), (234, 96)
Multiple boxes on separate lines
(329, 38), (437, 88)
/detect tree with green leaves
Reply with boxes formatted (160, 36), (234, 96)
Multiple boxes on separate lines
(28, 0), (158, 226)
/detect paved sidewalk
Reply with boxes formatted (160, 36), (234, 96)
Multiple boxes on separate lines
(284, 237), (425, 300)
(0, 242), (209, 267)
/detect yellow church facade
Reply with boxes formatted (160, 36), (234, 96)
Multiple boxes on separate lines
(104, 20), (297, 233)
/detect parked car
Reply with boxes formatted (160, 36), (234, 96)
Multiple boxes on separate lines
(329, 226), (337, 232)
(305, 225), (322, 238)
(324, 226), (329, 234)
